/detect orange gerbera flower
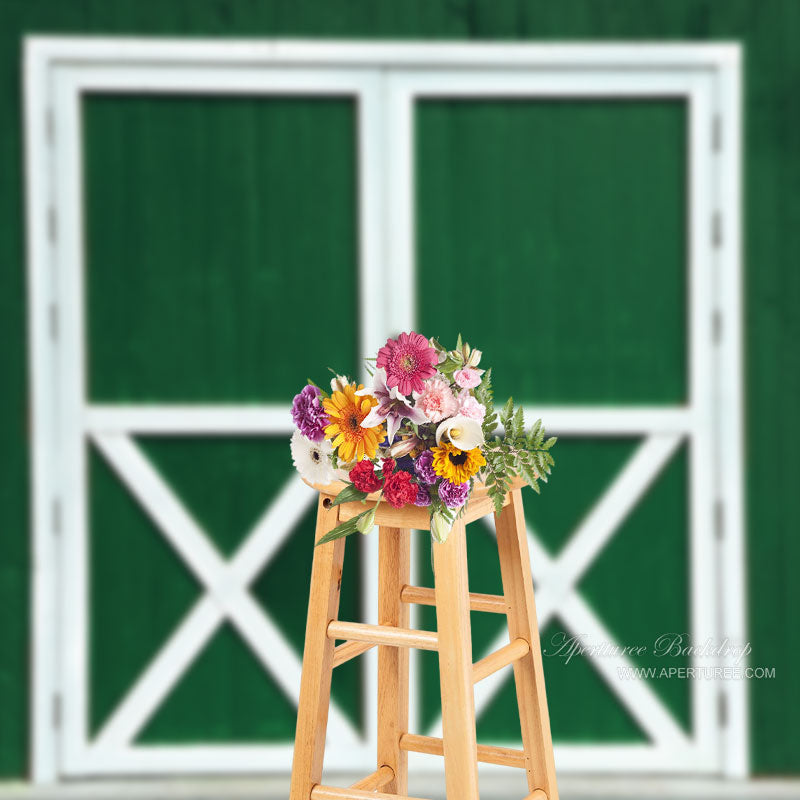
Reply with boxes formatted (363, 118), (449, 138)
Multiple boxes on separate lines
(323, 383), (384, 462)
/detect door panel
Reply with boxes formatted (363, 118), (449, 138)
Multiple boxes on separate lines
(416, 99), (687, 405)
(83, 96), (364, 745)
(414, 98), (694, 752)
(84, 95), (360, 402)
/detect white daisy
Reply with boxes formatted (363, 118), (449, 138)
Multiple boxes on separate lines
(290, 429), (336, 485)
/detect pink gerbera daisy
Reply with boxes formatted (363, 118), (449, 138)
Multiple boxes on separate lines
(376, 332), (438, 396)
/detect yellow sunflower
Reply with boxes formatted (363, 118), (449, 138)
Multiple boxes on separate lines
(323, 383), (384, 462)
(431, 442), (486, 484)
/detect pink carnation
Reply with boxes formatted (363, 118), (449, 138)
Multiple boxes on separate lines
(457, 392), (486, 423)
(454, 367), (483, 389)
(416, 377), (458, 423)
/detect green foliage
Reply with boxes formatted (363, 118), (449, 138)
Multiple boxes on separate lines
(474, 368), (498, 439)
(330, 484), (368, 506)
(315, 507), (374, 546)
(481, 395), (557, 514)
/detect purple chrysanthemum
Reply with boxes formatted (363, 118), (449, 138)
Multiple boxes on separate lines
(414, 450), (437, 485)
(291, 384), (329, 442)
(438, 478), (470, 509)
(414, 484), (432, 507)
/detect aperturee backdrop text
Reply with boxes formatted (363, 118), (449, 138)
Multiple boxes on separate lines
(289, 333), (556, 544)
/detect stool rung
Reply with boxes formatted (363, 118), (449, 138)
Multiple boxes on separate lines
(332, 640), (376, 668)
(311, 786), (431, 800)
(400, 584), (507, 614)
(327, 621), (438, 651)
(399, 733), (526, 769)
(525, 791), (547, 800)
(472, 637), (530, 683)
(349, 765), (394, 790)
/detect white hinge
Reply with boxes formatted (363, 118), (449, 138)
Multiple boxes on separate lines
(712, 309), (723, 344)
(718, 690), (728, 727)
(47, 205), (57, 243)
(52, 497), (62, 535)
(45, 107), (55, 146)
(712, 113), (722, 153)
(48, 302), (58, 341)
(712, 210), (723, 248)
(52, 693), (62, 729)
(714, 499), (725, 540)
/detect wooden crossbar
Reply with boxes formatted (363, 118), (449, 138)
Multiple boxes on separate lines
(311, 786), (431, 800)
(349, 765), (394, 791)
(472, 637), (530, 683)
(327, 621), (438, 651)
(398, 733), (526, 769)
(332, 640), (376, 668)
(400, 584), (507, 614)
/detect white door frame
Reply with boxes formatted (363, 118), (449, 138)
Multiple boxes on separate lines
(25, 38), (744, 782)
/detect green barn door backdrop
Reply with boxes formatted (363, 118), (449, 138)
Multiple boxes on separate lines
(27, 41), (741, 781)
(84, 95), (369, 769)
(414, 98), (691, 751)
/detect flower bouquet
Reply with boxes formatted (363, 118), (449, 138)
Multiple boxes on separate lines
(290, 332), (556, 545)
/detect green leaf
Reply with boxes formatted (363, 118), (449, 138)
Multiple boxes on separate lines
(315, 512), (372, 546)
(331, 484), (370, 506)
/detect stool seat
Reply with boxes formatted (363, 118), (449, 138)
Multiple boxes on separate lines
(301, 476), (527, 529)
(290, 481), (559, 800)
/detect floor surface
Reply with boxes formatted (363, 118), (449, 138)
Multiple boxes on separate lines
(1, 775), (799, 800)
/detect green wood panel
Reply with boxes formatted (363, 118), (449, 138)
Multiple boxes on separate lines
(415, 441), (689, 742)
(84, 95), (359, 402)
(0, 0), (799, 777)
(417, 97), (690, 742)
(82, 91), (364, 740)
(417, 99), (686, 405)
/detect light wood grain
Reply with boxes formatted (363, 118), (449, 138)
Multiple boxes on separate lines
(524, 790), (548, 800)
(327, 620), (438, 651)
(349, 765), (395, 791)
(306, 475), (524, 530)
(311, 786), (431, 800)
(495, 489), (559, 800)
(432, 519), (480, 800)
(400, 584), (507, 614)
(332, 640), (375, 668)
(337, 498), (432, 529)
(289, 496), (346, 800)
(399, 733), (526, 769)
(378, 526), (411, 795)
(472, 637), (530, 684)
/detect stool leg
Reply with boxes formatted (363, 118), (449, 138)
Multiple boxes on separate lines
(433, 519), (480, 800)
(290, 496), (346, 800)
(495, 489), (559, 800)
(377, 526), (411, 794)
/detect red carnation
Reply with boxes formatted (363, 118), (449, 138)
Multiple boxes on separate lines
(381, 457), (396, 478)
(383, 470), (418, 509)
(349, 459), (383, 493)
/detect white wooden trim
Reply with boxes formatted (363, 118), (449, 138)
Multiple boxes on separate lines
(427, 436), (690, 758)
(25, 37), (744, 781)
(714, 49), (748, 779)
(85, 406), (295, 434)
(52, 66), (89, 775)
(24, 36), (742, 69)
(25, 36), (60, 785)
(85, 404), (697, 435)
(88, 435), (360, 754)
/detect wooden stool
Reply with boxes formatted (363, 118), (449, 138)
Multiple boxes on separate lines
(290, 477), (558, 800)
